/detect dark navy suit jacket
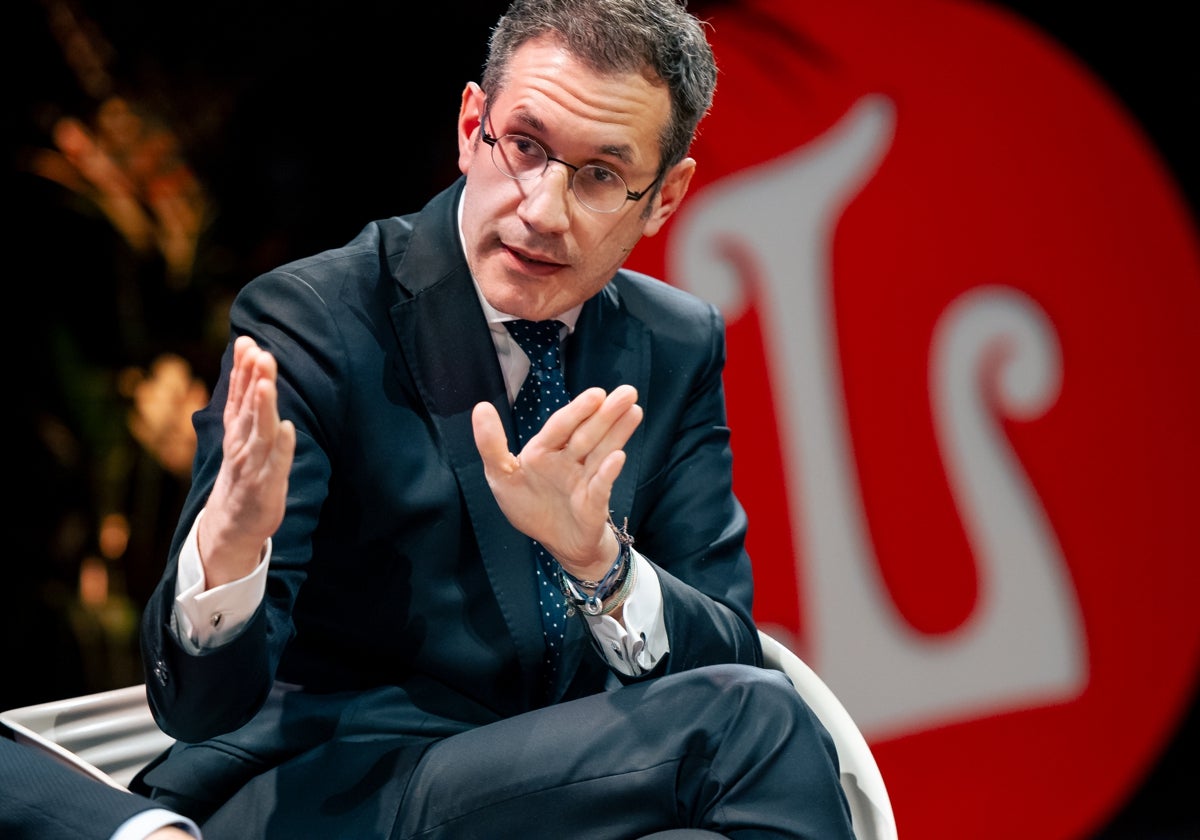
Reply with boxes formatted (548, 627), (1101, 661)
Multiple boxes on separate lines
(136, 178), (760, 831)
(0, 736), (184, 839)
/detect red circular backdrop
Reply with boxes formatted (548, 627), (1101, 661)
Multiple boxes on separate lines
(627, 1), (1200, 838)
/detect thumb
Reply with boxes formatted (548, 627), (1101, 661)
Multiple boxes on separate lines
(472, 401), (518, 476)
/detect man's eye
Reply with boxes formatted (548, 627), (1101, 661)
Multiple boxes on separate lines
(511, 137), (542, 159)
(584, 166), (619, 186)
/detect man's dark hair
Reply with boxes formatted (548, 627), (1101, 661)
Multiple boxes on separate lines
(482, 0), (718, 182)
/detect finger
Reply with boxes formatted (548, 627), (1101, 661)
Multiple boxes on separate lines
(575, 403), (641, 513)
(245, 343), (279, 421)
(535, 387), (606, 449)
(272, 419), (297, 478)
(564, 385), (640, 462)
(225, 337), (254, 426)
(276, 419), (297, 456)
(589, 400), (643, 464)
(228, 337), (275, 428)
(250, 373), (281, 454)
(472, 401), (519, 476)
(589, 449), (628, 501)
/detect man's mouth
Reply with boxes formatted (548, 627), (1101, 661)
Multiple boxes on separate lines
(507, 244), (564, 269)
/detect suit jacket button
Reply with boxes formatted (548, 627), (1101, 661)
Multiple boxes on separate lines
(154, 662), (170, 686)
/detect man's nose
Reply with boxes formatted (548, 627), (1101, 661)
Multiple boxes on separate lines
(517, 162), (572, 233)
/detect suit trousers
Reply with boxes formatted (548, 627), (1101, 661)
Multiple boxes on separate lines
(200, 664), (853, 840)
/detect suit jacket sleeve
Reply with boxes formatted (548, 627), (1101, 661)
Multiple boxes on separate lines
(139, 260), (350, 742)
(0, 737), (183, 839)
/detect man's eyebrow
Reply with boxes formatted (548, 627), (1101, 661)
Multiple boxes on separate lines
(506, 109), (544, 133)
(510, 109), (546, 134)
(596, 142), (636, 165)
(509, 109), (636, 165)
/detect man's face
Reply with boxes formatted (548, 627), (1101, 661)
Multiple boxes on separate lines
(456, 35), (696, 321)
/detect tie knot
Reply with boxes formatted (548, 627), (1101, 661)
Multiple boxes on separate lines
(505, 319), (565, 371)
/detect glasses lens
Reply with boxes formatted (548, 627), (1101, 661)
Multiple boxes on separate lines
(573, 165), (628, 213)
(489, 134), (629, 213)
(492, 135), (547, 179)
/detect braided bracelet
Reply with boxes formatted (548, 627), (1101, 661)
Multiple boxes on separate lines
(558, 516), (636, 616)
(596, 547), (638, 616)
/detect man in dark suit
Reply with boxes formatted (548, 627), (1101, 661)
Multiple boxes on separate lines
(135, 0), (855, 836)
(0, 737), (198, 840)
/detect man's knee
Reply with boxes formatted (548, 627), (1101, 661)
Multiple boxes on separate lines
(694, 663), (805, 713)
(692, 664), (836, 758)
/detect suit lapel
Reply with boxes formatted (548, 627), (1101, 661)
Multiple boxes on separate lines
(388, 183), (545, 703)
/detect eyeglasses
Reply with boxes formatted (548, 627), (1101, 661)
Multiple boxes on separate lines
(481, 129), (658, 214)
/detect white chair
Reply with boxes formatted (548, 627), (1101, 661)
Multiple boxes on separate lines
(758, 631), (898, 840)
(0, 683), (170, 791)
(2, 634), (896, 838)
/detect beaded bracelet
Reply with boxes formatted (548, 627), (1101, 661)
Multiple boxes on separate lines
(558, 516), (636, 617)
(560, 551), (625, 600)
(596, 547), (638, 616)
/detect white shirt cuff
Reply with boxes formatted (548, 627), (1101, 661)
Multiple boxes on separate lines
(584, 549), (668, 676)
(173, 509), (271, 653)
(111, 808), (201, 840)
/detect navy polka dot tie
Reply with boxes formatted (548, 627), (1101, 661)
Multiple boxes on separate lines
(505, 319), (570, 694)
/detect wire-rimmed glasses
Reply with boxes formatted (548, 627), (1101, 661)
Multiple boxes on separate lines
(481, 129), (658, 213)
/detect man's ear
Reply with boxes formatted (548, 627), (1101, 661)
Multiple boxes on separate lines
(641, 157), (696, 237)
(457, 82), (486, 175)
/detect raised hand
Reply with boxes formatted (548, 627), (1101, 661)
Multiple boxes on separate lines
(197, 336), (296, 588)
(472, 385), (643, 582)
